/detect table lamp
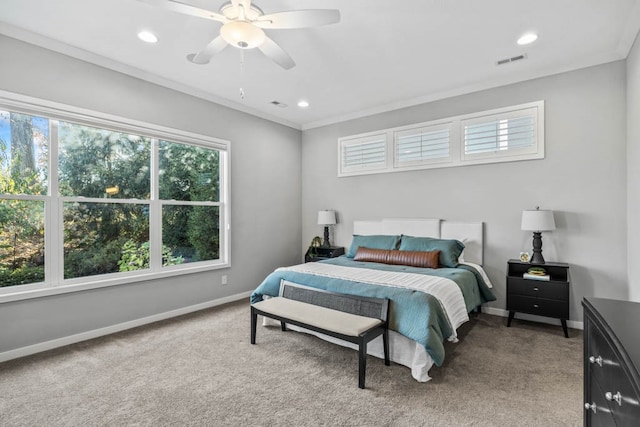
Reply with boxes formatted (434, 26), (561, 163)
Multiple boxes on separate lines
(521, 207), (556, 264)
(317, 210), (336, 247)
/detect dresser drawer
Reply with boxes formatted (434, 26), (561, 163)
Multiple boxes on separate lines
(590, 359), (640, 425)
(508, 278), (568, 300)
(508, 295), (569, 318)
(611, 386), (640, 427)
(586, 378), (617, 427)
(587, 322), (620, 392)
(586, 314), (640, 425)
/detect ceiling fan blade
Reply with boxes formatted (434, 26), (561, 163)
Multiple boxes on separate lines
(254, 10), (340, 29)
(139, 0), (228, 23)
(186, 36), (229, 64)
(258, 37), (295, 70)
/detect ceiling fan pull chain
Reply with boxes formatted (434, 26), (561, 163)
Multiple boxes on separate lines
(239, 49), (246, 100)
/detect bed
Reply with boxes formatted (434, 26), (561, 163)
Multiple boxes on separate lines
(250, 218), (496, 382)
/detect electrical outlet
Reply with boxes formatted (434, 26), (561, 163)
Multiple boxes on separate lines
(221, 275), (227, 286)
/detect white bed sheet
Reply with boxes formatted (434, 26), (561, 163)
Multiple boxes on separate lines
(281, 323), (435, 382)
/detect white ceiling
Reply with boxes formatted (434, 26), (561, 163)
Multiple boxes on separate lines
(1, 0), (640, 130)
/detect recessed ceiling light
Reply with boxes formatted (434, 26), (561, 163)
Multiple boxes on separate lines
(138, 31), (158, 44)
(297, 100), (310, 108)
(517, 33), (538, 45)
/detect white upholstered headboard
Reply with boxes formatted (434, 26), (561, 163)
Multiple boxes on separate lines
(353, 218), (484, 265)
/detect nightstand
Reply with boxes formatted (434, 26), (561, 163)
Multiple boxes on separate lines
(305, 246), (345, 262)
(506, 259), (570, 337)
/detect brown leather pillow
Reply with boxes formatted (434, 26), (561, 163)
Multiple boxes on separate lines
(354, 247), (440, 269)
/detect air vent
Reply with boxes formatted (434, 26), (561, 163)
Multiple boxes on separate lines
(270, 101), (288, 108)
(496, 54), (527, 66)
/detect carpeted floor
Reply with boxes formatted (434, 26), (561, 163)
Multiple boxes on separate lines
(0, 300), (583, 426)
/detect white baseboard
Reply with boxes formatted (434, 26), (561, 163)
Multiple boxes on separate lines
(482, 306), (584, 330)
(0, 291), (252, 363)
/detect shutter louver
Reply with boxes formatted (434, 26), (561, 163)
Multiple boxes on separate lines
(463, 110), (536, 156)
(343, 140), (385, 167)
(396, 126), (450, 165)
(340, 134), (387, 175)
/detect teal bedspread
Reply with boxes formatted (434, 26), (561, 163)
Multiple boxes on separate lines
(250, 257), (496, 366)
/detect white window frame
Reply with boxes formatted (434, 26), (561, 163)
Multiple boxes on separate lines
(0, 90), (230, 303)
(460, 102), (543, 165)
(338, 101), (544, 177)
(338, 132), (389, 176)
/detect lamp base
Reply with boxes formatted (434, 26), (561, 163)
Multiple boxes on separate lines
(530, 231), (545, 264)
(322, 226), (330, 247)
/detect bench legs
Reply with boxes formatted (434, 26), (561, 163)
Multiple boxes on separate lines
(358, 330), (389, 389)
(383, 328), (390, 366)
(358, 341), (367, 389)
(251, 308), (257, 345)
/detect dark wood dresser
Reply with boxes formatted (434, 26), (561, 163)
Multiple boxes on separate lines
(583, 297), (640, 426)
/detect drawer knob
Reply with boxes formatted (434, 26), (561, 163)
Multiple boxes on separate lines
(533, 304), (539, 308)
(605, 391), (622, 406)
(584, 402), (597, 413)
(589, 355), (603, 367)
(533, 287), (539, 291)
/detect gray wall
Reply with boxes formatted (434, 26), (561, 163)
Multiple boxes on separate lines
(628, 32), (640, 302)
(301, 61), (628, 323)
(0, 35), (302, 353)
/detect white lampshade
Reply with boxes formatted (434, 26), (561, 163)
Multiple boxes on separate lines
(521, 209), (556, 232)
(317, 210), (336, 225)
(220, 21), (265, 49)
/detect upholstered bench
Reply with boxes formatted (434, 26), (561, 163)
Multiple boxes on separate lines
(251, 282), (389, 389)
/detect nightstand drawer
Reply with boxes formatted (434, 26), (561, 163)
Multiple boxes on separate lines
(508, 278), (568, 300)
(508, 295), (569, 318)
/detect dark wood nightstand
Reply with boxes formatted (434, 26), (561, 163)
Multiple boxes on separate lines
(506, 259), (570, 337)
(305, 246), (345, 262)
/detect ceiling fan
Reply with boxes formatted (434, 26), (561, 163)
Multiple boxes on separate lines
(139, 0), (340, 70)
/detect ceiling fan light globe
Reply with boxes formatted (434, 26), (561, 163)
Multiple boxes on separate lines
(220, 21), (266, 49)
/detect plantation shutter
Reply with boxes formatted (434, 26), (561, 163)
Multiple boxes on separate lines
(337, 101), (543, 177)
(395, 124), (451, 166)
(339, 134), (388, 175)
(462, 106), (538, 158)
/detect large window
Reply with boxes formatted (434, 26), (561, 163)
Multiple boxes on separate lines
(338, 101), (544, 177)
(0, 93), (229, 297)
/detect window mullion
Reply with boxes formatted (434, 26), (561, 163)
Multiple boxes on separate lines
(219, 149), (230, 265)
(47, 120), (62, 286)
(149, 138), (162, 271)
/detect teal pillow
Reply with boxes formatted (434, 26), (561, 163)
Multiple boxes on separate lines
(346, 235), (401, 258)
(399, 235), (465, 268)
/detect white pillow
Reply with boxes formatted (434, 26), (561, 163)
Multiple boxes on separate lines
(458, 238), (468, 263)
